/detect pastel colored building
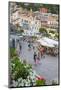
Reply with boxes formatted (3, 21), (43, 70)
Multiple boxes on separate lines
(10, 5), (58, 35)
(40, 8), (48, 13)
(10, 9), (41, 36)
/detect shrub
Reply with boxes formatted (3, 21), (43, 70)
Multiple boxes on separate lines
(10, 47), (46, 87)
(36, 79), (45, 86)
(10, 55), (37, 87)
(11, 57), (30, 81)
(36, 75), (45, 86)
(10, 48), (17, 58)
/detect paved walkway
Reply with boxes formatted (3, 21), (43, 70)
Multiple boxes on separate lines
(19, 41), (59, 85)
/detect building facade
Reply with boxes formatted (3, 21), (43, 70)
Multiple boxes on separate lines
(10, 5), (58, 35)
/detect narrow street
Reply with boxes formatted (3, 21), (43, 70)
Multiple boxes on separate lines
(19, 40), (58, 85)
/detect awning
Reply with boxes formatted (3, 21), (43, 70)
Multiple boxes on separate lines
(37, 39), (54, 47)
(42, 37), (58, 46)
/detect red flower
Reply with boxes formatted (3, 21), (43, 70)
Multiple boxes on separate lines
(36, 75), (45, 80)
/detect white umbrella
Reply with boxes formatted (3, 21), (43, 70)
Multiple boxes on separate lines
(42, 37), (58, 46)
(37, 39), (54, 47)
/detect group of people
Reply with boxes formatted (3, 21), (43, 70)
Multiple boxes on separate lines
(27, 40), (46, 65)
(39, 47), (46, 58)
(33, 46), (46, 65)
(33, 51), (40, 65)
(16, 39), (46, 65)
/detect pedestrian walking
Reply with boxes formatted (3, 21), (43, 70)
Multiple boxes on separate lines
(19, 44), (22, 53)
(37, 51), (40, 64)
(33, 52), (37, 65)
(33, 45), (35, 50)
(40, 47), (45, 58)
(28, 43), (31, 50)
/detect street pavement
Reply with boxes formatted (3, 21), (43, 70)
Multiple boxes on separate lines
(19, 40), (59, 85)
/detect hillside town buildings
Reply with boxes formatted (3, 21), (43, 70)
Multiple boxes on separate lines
(10, 2), (58, 35)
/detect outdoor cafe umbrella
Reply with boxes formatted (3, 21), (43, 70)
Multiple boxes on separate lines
(42, 37), (58, 46)
(37, 39), (54, 48)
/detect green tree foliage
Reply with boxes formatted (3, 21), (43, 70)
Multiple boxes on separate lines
(10, 48), (17, 58)
(39, 28), (47, 34)
(45, 33), (51, 38)
(49, 30), (55, 34)
(54, 33), (58, 39)
(16, 2), (59, 14)
(11, 56), (32, 81)
(41, 4), (59, 14)
(31, 36), (37, 39)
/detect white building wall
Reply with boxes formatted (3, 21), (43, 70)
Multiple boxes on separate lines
(10, 10), (41, 35)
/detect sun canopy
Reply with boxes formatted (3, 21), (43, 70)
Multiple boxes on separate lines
(37, 37), (58, 48)
(37, 39), (54, 47)
(42, 37), (58, 46)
